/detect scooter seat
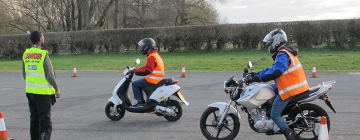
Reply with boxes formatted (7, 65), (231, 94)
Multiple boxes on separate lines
(290, 87), (321, 104)
(159, 78), (177, 86)
(144, 78), (177, 95)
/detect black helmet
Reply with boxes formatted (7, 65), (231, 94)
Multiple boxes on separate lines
(137, 38), (157, 55)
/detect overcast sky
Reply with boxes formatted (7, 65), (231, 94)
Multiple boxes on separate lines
(209, 0), (360, 23)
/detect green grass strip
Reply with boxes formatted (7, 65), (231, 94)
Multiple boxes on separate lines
(1, 49), (359, 72)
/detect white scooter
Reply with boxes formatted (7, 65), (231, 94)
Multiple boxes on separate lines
(105, 59), (189, 121)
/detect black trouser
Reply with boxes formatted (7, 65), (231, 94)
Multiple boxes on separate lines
(26, 93), (54, 140)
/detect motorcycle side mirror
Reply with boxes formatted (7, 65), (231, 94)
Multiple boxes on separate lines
(135, 59), (140, 65)
(243, 68), (248, 77)
(248, 61), (253, 69)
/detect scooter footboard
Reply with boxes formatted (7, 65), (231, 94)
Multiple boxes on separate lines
(208, 102), (240, 118)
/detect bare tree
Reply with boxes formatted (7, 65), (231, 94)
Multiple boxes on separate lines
(1, 0), (219, 33)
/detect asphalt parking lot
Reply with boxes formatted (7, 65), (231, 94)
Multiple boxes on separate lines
(1, 71), (360, 140)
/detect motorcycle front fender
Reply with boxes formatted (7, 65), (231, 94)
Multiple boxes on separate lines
(208, 102), (240, 119)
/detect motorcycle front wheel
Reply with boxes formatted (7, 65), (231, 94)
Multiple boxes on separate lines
(105, 102), (125, 121)
(200, 107), (240, 140)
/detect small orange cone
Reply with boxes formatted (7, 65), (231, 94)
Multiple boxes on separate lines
(181, 65), (186, 78)
(72, 67), (78, 77)
(311, 65), (317, 78)
(318, 116), (329, 140)
(0, 112), (9, 140)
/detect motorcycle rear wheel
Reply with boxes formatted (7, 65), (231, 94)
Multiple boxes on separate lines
(288, 103), (330, 140)
(200, 107), (240, 140)
(105, 102), (125, 121)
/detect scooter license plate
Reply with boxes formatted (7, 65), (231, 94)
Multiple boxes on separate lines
(177, 91), (189, 106)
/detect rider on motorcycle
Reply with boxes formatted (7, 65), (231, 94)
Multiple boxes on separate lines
(246, 29), (310, 140)
(129, 38), (165, 107)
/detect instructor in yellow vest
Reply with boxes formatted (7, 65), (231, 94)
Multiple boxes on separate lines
(246, 29), (309, 140)
(129, 38), (165, 107)
(22, 31), (60, 140)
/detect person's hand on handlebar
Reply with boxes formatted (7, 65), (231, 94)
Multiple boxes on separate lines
(244, 72), (260, 85)
(126, 69), (134, 75)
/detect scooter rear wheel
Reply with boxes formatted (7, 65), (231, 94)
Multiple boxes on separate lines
(164, 100), (182, 121)
(105, 102), (125, 121)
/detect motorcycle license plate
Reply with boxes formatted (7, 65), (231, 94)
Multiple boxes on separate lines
(177, 91), (189, 106)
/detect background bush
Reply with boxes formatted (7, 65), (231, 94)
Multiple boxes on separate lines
(1, 19), (360, 59)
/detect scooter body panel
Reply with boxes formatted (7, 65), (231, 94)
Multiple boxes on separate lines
(149, 84), (181, 102)
(108, 76), (132, 106)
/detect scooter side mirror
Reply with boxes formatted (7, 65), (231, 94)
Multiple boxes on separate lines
(135, 59), (140, 65)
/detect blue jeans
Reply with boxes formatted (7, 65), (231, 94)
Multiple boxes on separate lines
(270, 84), (294, 132)
(132, 78), (149, 103)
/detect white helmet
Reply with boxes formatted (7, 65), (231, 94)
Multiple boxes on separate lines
(263, 29), (287, 54)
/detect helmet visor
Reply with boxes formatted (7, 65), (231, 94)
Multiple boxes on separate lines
(263, 32), (273, 43)
(137, 40), (146, 48)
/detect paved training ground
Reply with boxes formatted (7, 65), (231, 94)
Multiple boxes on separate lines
(1, 72), (360, 140)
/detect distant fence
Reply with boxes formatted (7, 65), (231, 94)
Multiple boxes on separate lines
(1, 19), (360, 58)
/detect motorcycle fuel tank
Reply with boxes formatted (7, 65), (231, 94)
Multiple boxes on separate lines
(236, 84), (275, 110)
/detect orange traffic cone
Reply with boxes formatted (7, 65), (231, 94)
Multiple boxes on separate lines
(311, 65), (317, 78)
(72, 67), (78, 77)
(181, 65), (186, 78)
(318, 116), (329, 140)
(0, 112), (9, 140)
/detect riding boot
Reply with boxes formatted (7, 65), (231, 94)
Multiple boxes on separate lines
(282, 129), (297, 140)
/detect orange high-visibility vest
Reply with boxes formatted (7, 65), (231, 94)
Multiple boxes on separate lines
(276, 49), (310, 100)
(144, 52), (165, 84)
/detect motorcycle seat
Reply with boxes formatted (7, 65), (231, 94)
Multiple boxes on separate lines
(290, 87), (321, 104)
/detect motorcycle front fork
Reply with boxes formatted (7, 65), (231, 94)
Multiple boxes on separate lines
(217, 99), (233, 128)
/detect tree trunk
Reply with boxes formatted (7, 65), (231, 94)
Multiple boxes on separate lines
(65, 1), (71, 31)
(81, 0), (90, 29)
(122, 0), (128, 28)
(71, 0), (76, 31)
(77, 0), (82, 30)
(114, 0), (119, 28)
(175, 0), (186, 26)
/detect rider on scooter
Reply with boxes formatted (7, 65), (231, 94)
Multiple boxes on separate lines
(129, 38), (165, 107)
(245, 29), (310, 140)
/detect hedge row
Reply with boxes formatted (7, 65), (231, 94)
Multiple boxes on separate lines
(1, 19), (359, 58)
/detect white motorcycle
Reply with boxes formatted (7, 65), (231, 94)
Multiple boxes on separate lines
(200, 61), (336, 140)
(105, 59), (189, 121)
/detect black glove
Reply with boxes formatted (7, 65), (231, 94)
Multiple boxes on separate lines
(249, 72), (257, 77)
(245, 73), (260, 85)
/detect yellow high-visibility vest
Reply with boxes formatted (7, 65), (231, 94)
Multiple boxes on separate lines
(23, 47), (55, 95)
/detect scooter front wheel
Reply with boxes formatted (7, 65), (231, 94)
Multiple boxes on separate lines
(105, 102), (125, 121)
